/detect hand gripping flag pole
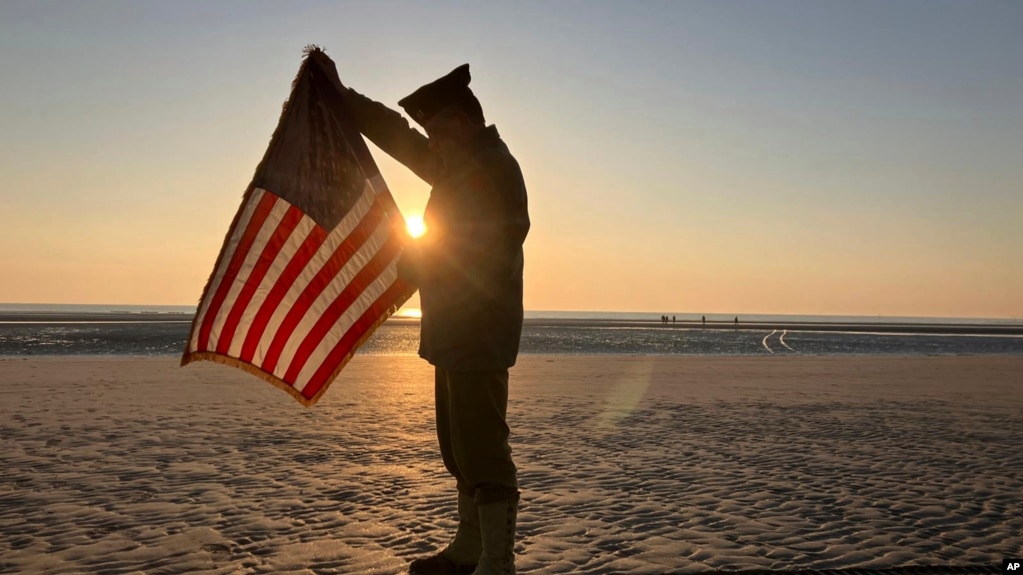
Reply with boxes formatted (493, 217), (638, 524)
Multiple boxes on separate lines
(182, 46), (416, 406)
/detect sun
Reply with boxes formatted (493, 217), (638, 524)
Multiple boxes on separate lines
(405, 214), (427, 239)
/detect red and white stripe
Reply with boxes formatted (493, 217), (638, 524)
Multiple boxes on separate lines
(187, 174), (405, 399)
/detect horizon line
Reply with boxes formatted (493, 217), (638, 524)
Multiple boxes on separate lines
(0, 302), (1019, 322)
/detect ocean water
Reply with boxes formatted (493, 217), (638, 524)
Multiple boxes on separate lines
(1, 304), (1021, 357)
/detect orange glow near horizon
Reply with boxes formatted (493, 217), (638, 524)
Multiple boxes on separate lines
(1, 4), (1020, 320)
(396, 307), (422, 319)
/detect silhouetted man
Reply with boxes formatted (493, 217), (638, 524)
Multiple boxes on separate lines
(340, 64), (529, 575)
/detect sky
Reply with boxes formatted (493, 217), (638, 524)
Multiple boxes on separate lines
(1, 1), (1021, 319)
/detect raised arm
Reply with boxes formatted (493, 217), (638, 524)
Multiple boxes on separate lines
(340, 88), (442, 185)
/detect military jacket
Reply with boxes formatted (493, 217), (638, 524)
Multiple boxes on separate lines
(342, 89), (530, 371)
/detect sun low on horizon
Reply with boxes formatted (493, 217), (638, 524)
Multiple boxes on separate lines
(405, 214), (427, 239)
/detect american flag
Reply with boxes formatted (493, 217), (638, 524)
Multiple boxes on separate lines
(182, 47), (415, 406)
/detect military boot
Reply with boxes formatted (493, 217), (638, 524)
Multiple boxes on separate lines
(409, 490), (481, 575)
(472, 496), (518, 575)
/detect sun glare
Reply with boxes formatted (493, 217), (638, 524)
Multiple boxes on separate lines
(397, 308), (423, 319)
(405, 215), (427, 239)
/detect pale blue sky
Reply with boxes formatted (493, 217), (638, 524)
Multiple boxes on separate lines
(1, 1), (1021, 317)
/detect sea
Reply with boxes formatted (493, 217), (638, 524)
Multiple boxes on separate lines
(1, 303), (1021, 357)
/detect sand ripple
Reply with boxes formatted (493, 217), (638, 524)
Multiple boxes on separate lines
(1, 356), (1020, 574)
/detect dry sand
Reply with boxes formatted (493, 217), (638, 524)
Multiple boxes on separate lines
(1, 355), (1020, 574)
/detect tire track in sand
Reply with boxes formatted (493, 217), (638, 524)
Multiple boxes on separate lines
(763, 329), (797, 354)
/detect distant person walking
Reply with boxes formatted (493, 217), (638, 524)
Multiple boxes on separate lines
(702, 315), (706, 326)
(734, 316), (739, 327)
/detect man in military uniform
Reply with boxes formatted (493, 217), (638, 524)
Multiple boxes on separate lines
(340, 64), (529, 575)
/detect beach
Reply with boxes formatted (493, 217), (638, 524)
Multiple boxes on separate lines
(1, 355), (1020, 574)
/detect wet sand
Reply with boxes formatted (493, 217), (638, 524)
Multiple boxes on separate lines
(1, 355), (1020, 574)
(3, 312), (1021, 336)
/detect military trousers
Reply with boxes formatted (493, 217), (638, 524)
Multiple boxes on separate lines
(434, 367), (519, 505)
